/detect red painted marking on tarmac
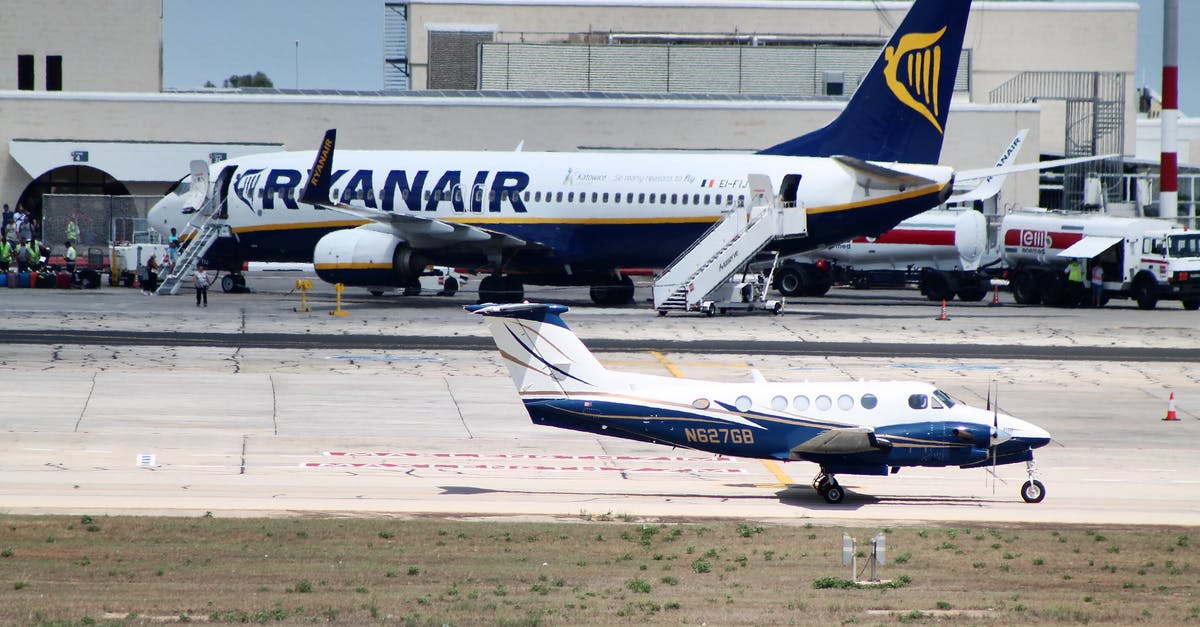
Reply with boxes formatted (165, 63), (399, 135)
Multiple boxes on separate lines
(323, 451), (737, 463)
(304, 462), (746, 474)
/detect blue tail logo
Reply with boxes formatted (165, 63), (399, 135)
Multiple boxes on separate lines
(758, 0), (971, 164)
(885, 27), (948, 134)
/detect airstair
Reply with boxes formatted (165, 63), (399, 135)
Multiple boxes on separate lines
(156, 160), (229, 295)
(653, 174), (807, 315)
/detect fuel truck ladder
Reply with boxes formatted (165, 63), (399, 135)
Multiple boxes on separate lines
(156, 160), (228, 295)
(653, 174), (807, 314)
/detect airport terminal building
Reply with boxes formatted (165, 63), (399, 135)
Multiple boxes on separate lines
(0, 0), (1151, 243)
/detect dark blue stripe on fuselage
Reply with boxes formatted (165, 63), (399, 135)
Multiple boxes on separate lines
(204, 188), (943, 281)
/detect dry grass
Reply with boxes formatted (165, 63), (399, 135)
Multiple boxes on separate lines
(0, 514), (1196, 625)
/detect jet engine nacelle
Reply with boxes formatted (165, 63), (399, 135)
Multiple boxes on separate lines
(313, 226), (426, 287)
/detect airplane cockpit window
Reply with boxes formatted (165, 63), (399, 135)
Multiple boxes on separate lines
(793, 395), (810, 411)
(171, 179), (191, 196)
(908, 394), (928, 410)
(815, 395), (832, 411)
(837, 395), (854, 410)
(771, 395), (788, 411)
(932, 389), (956, 408)
(861, 394), (878, 410)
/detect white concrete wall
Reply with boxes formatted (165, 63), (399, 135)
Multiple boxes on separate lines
(0, 91), (1040, 212)
(0, 0), (161, 92)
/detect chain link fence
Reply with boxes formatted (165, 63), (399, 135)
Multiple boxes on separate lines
(41, 194), (164, 256)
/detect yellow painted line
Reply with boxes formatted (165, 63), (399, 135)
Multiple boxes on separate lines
(759, 459), (795, 487)
(652, 349), (794, 487)
(649, 350), (685, 378)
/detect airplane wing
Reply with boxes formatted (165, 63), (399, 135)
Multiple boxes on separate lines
(956, 153), (1120, 183)
(833, 156), (937, 191)
(789, 426), (887, 456)
(298, 129), (527, 249)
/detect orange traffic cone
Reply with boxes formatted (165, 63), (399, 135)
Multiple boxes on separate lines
(936, 299), (950, 321)
(1164, 392), (1179, 421)
(989, 284), (1002, 306)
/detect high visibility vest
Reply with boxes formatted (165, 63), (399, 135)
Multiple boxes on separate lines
(66, 246), (77, 262)
(1067, 261), (1083, 283)
(0, 241), (11, 262)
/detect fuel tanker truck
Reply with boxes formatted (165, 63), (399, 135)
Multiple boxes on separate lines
(779, 208), (1200, 310)
(1000, 211), (1200, 310)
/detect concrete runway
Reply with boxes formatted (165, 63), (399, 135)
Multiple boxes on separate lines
(1, 272), (1197, 526)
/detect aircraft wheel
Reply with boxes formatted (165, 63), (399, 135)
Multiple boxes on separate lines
(221, 274), (237, 293)
(822, 484), (845, 504)
(440, 277), (459, 296)
(1020, 480), (1046, 503)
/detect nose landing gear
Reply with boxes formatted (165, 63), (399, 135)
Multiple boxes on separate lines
(1020, 460), (1046, 503)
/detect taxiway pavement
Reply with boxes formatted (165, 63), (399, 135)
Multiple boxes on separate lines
(0, 274), (1196, 526)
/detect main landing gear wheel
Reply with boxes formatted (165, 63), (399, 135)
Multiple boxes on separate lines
(220, 273), (247, 293)
(477, 275), (524, 304)
(813, 471), (844, 504)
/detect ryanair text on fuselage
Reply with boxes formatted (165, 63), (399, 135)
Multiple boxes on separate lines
(235, 167), (532, 213)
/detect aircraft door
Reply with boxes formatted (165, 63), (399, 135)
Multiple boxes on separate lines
(213, 165), (237, 219)
(779, 174), (802, 207)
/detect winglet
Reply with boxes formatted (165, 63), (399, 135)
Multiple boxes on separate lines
(300, 129), (337, 206)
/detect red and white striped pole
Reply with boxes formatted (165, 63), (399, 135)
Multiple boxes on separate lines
(1161, 0), (1179, 221)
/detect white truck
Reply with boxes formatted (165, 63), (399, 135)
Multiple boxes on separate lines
(1000, 211), (1200, 310)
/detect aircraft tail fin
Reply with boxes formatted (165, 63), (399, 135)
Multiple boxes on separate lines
(758, 0), (972, 164)
(467, 303), (607, 396)
(300, 128), (337, 207)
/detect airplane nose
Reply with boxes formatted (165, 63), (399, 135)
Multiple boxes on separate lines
(1004, 416), (1051, 449)
(147, 195), (178, 237)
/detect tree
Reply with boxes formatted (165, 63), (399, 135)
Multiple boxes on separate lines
(222, 71), (273, 88)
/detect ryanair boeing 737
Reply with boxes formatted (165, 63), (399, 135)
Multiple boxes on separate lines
(149, 0), (972, 303)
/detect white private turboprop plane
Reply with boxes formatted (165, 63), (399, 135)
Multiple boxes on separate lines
(469, 301), (1053, 504)
(149, 0), (973, 303)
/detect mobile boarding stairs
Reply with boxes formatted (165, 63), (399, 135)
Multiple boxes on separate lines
(653, 174), (807, 316)
(156, 160), (233, 295)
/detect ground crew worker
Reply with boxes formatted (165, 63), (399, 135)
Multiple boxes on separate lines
(1090, 263), (1104, 307)
(16, 238), (31, 272)
(1066, 259), (1083, 284)
(0, 238), (12, 273)
(64, 240), (77, 278)
(66, 219), (79, 244)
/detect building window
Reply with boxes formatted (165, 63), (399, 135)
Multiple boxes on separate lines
(824, 71), (845, 96)
(17, 54), (34, 90)
(46, 55), (62, 91)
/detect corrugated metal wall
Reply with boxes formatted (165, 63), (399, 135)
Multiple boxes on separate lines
(430, 31), (495, 89)
(383, 2), (410, 90)
(479, 43), (969, 97)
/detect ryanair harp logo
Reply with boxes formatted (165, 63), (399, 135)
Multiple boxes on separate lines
(884, 26), (948, 134)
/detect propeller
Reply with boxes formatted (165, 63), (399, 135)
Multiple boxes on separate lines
(985, 381), (1012, 493)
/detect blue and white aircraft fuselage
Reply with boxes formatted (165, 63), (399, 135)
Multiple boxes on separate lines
(470, 302), (1053, 504)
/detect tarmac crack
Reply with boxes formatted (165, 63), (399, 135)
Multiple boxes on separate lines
(74, 373), (97, 432)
